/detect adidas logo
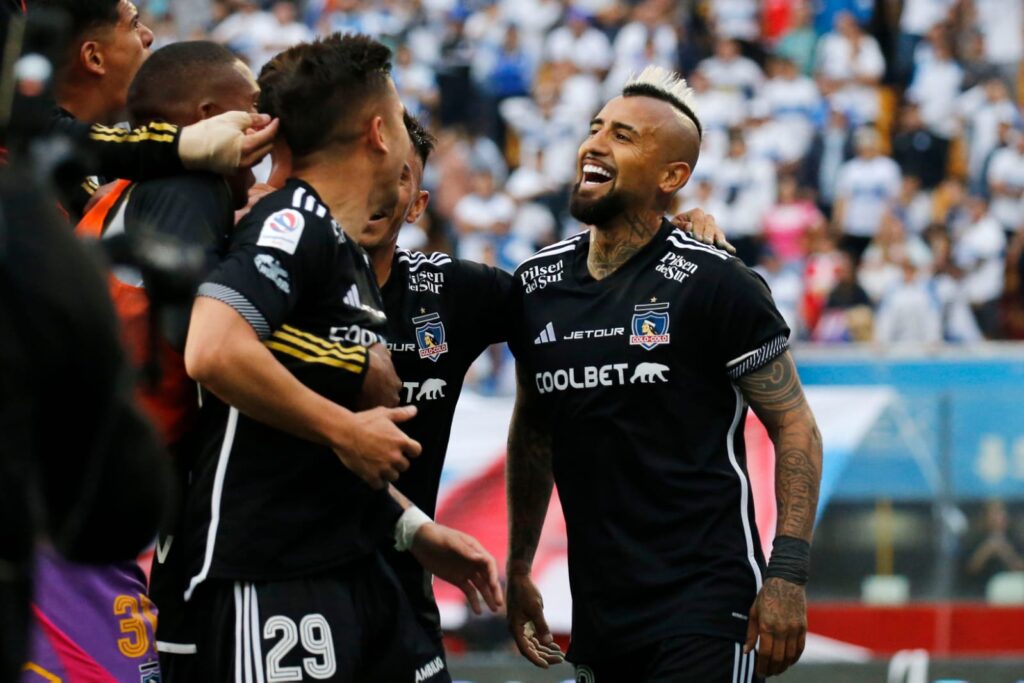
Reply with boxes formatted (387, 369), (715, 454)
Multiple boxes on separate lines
(534, 322), (556, 345)
(343, 285), (361, 308)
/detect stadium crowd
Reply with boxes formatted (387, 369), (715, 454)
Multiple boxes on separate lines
(141, 0), (1024, 347)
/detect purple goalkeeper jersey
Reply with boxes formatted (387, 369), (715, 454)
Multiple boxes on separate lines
(22, 549), (160, 683)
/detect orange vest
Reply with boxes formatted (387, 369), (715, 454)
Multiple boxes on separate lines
(76, 180), (197, 446)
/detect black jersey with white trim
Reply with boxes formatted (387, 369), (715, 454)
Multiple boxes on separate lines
(508, 220), (790, 660)
(183, 179), (400, 589)
(379, 248), (513, 638)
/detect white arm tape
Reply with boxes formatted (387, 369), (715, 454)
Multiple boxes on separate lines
(393, 506), (432, 552)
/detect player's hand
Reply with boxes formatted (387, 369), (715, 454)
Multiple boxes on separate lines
(744, 576), (807, 677)
(506, 572), (564, 668)
(410, 523), (503, 615)
(332, 406), (421, 489)
(235, 182), (278, 224)
(357, 343), (401, 409)
(179, 112), (279, 175)
(671, 208), (736, 254)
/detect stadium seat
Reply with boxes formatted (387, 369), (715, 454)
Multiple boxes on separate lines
(985, 571), (1024, 605)
(861, 574), (910, 605)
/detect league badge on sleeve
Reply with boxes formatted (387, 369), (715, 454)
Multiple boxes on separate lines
(413, 312), (449, 362)
(256, 208), (305, 254)
(630, 301), (671, 350)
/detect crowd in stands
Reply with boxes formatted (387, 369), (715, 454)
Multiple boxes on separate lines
(142, 0), (1024, 344)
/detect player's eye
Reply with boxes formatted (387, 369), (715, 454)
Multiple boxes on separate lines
(615, 132), (630, 142)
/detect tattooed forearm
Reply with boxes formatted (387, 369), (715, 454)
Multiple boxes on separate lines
(587, 211), (661, 280)
(506, 371), (555, 574)
(736, 351), (822, 541)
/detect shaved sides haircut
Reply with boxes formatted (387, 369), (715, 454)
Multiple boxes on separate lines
(127, 41), (240, 126)
(623, 66), (703, 140)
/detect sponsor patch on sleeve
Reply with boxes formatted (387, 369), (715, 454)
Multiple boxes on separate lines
(256, 208), (305, 255)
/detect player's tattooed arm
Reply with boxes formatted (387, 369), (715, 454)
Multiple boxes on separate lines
(587, 211), (661, 280)
(506, 371), (555, 573)
(736, 350), (822, 676)
(506, 368), (564, 668)
(736, 350), (822, 541)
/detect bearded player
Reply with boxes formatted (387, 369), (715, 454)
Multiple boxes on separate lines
(505, 66), (823, 681)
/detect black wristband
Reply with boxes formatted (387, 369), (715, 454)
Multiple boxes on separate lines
(766, 535), (810, 585)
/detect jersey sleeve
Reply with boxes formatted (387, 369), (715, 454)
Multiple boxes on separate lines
(51, 110), (186, 181)
(505, 267), (529, 360)
(707, 259), (791, 380)
(198, 205), (334, 339)
(450, 259), (516, 348)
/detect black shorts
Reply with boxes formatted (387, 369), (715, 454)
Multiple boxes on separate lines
(573, 634), (764, 683)
(188, 553), (449, 682)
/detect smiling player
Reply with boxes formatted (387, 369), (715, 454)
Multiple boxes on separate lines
(505, 67), (823, 682)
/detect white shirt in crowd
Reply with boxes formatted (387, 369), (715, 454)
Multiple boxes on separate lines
(816, 31), (885, 124)
(974, 0), (1024, 65)
(761, 75), (822, 158)
(710, 0), (761, 42)
(613, 21), (677, 68)
(698, 55), (764, 99)
(713, 153), (777, 237)
(545, 25), (612, 73)
(907, 56), (963, 139)
(874, 276), (943, 344)
(834, 156), (902, 237)
(954, 212), (1007, 304)
(454, 191), (518, 263)
(986, 145), (1024, 233)
(249, 18), (314, 72)
(899, 0), (954, 36)
(959, 88), (1020, 184)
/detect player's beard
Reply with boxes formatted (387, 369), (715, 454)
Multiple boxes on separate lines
(569, 181), (628, 228)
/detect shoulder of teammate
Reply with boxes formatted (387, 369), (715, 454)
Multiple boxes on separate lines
(409, 249), (517, 346)
(127, 173), (233, 251)
(201, 182), (340, 338)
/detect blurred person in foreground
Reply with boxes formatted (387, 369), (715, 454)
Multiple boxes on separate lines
(181, 35), (502, 682)
(505, 66), (822, 681)
(0, 170), (168, 683)
(71, 40), (265, 681)
(31, 0), (277, 218)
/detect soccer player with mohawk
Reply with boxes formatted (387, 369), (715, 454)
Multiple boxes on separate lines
(504, 66), (823, 682)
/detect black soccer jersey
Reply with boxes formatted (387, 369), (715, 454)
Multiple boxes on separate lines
(508, 220), (790, 660)
(379, 248), (513, 637)
(183, 179), (401, 594)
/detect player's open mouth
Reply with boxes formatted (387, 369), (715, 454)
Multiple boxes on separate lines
(581, 163), (615, 186)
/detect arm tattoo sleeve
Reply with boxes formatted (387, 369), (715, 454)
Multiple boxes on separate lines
(506, 368), (555, 573)
(736, 351), (823, 542)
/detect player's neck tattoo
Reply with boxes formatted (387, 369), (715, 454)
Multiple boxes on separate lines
(587, 211), (661, 280)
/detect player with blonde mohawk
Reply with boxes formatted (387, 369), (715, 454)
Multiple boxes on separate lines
(504, 65), (822, 681)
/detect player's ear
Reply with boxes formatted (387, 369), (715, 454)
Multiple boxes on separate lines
(81, 40), (105, 76)
(367, 115), (388, 155)
(660, 161), (691, 196)
(405, 190), (430, 224)
(197, 100), (219, 121)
